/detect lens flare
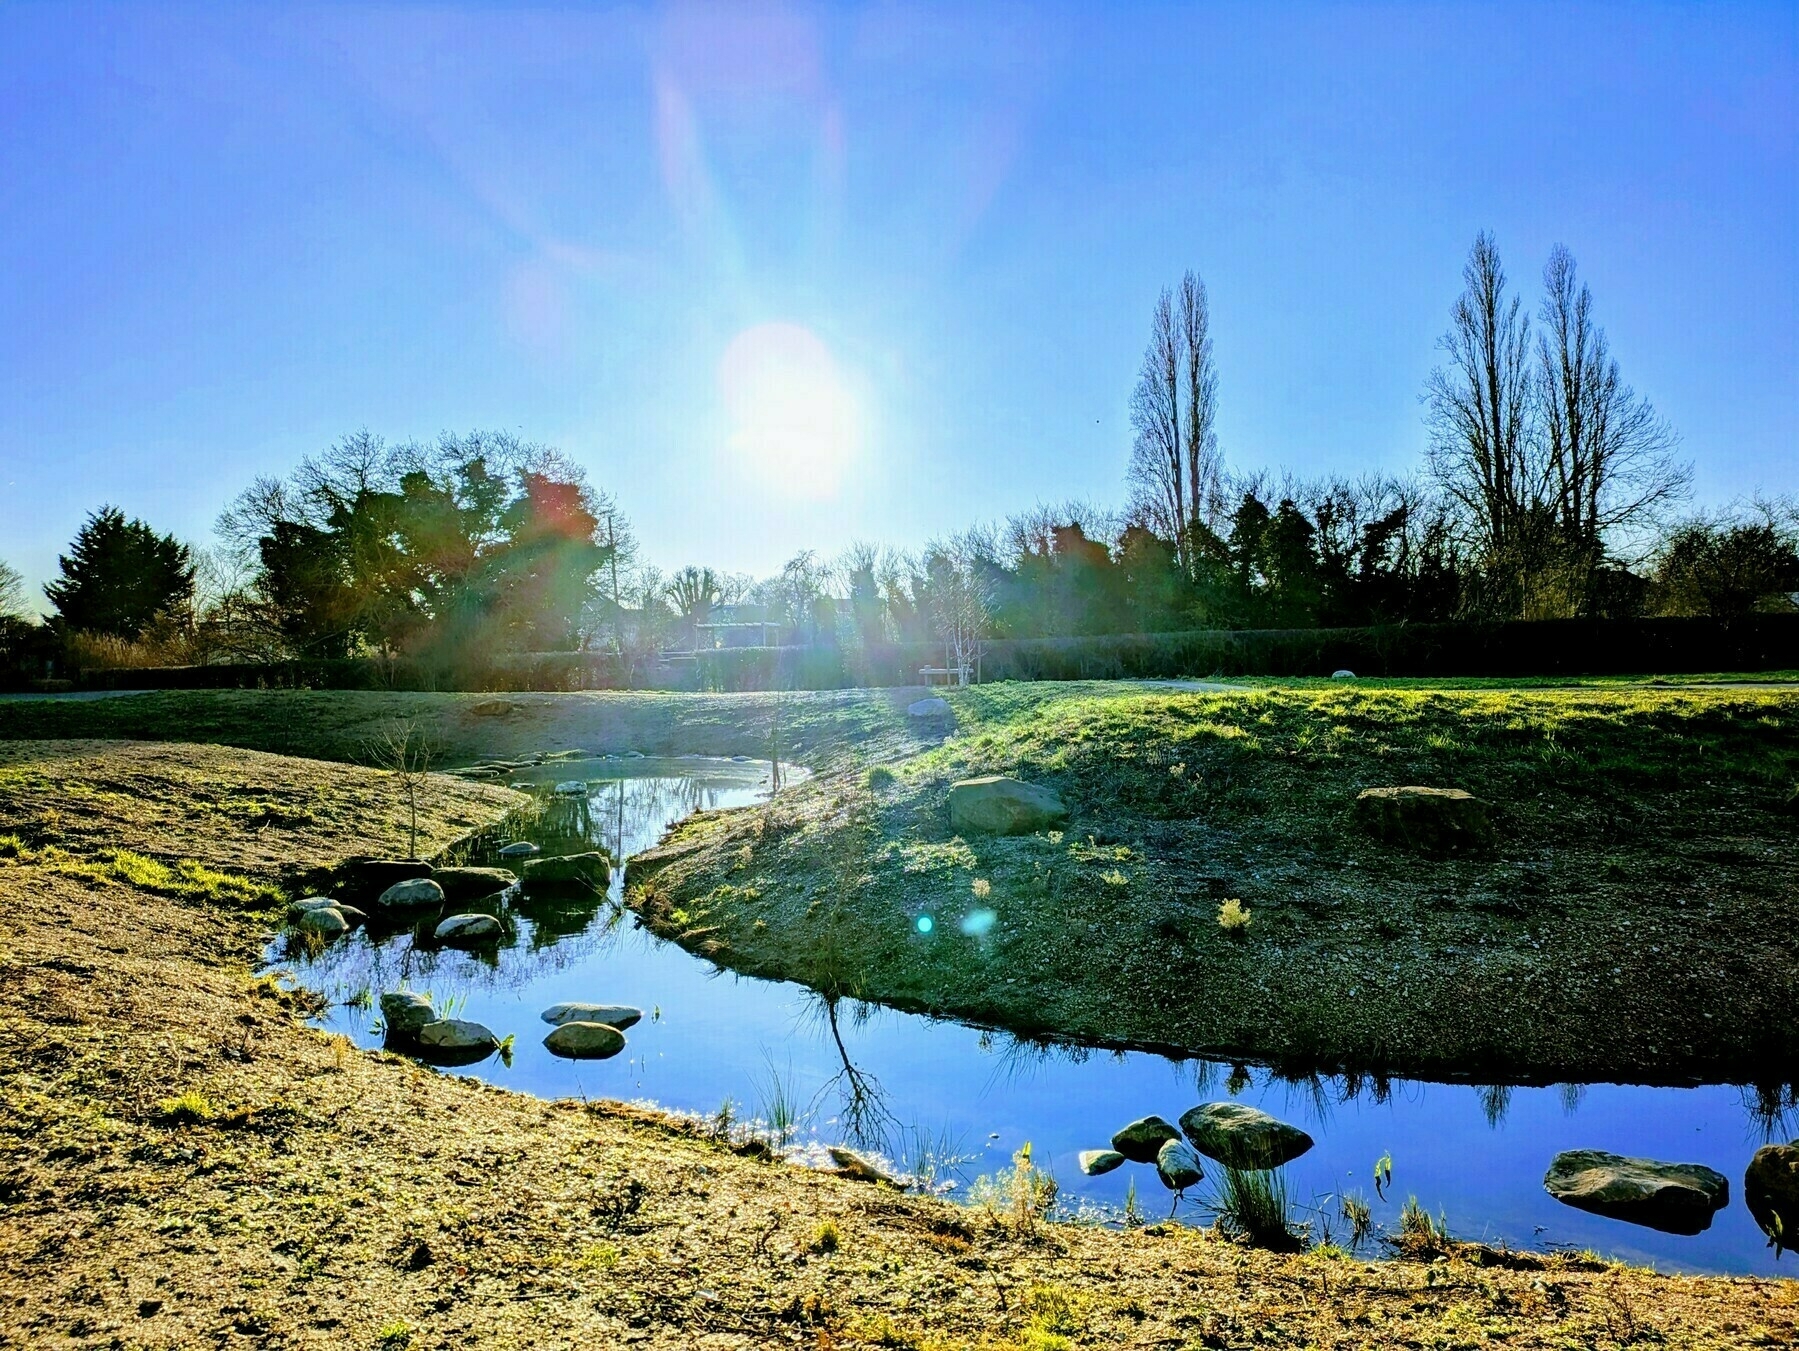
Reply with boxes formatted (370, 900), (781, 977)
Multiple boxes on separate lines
(959, 908), (997, 938)
(914, 914), (934, 935)
(717, 322), (861, 495)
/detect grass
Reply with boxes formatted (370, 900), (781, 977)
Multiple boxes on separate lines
(1216, 896), (1251, 932)
(966, 1142), (1059, 1234)
(1208, 1166), (1305, 1251)
(809, 1219), (840, 1254)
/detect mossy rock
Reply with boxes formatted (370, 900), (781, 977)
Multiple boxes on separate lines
(431, 866), (518, 900)
(1351, 786), (1495, 854)
(1110, 1115), (1180, 1163)
(522, 852), (612, 889)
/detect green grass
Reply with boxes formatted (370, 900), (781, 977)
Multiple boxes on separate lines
(50, 849), (283, 911)
(1207, 1167), (1304, 1251)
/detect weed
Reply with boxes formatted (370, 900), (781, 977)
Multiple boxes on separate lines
(1207, 1167), (1304, 1251)
(810, 1219), (841, 1253)
(1122, 1175), (1144, 1228)
(1217, 897), (1251, 932)
(1390, 1194), (1454, 1259)
(971, 877), (991, 898)
(157, 1090), (215, 1124)
(755, 1055), (801, 1148)
(1101, 869), (1129, 888)
(1339, 1190), (1373, 1250)
(866, 765), (896, 789)
(968, 1142), (1058, 1234)
(709, 1096), (738, 1140)
(375, 1321), (412, 1350)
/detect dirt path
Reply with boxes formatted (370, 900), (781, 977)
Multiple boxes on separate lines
(0, 740), (1791, 1348)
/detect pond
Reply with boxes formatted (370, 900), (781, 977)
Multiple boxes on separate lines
(273, 756), (1792, 1277)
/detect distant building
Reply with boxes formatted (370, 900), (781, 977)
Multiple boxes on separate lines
(695, 604), (784, 649)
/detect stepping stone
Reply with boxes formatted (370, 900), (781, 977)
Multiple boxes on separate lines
(543, 1021), (626, 1060)
(435, 913), (502, 945)
(540, 1002), (642, 1030)
(431, 866), (517, 900)
(377, 878), (446, 909)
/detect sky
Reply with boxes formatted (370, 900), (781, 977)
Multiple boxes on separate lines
(2, 1), (1795, 608)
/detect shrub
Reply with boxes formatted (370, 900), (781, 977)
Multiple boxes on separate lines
(810, 1219), (840, 1254)
(1217, 897), (1251, 933)
(1208, 1166), (1303, 1251)
(157, 1090), (214, 1124)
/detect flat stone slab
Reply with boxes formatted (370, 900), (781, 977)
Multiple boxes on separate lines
(1543, 1149), (1729, 1235)
(540, 1002), (642, 1030)
(418, 1018), (499, 1052)
(827, 1147), (904, 1187)
(1079, 1149), (1126, 1176)
(947, 776), (1069, 836)
(431, 866), (517, 900)
(1351, 785), (1495, 853)
(1180, 1102), (1315, 1170)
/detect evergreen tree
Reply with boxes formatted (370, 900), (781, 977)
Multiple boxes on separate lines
(45, 507), (195, 638)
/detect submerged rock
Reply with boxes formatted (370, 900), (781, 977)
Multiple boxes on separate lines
(287, 895), (338, 919)
(334, 903), (368, 928)
(497, 842), (539, 859)
(431, 866), (518, 900)
(1351, 786), (1495, 854)
(338, 858), (433, 891)
(828, 1147), (904, 1186)
(1543, 1150), (1730, 1235)
(554, 781), (588, 797)
(1110, 1115), (1181, 1163)
(1155, 1139), (1206, 1191)
(380, 990), (436, 1036)
(435, 913), (502, 945)
(1746, 1143), (1799, 1253)
(522, 852), (611, 889)
(1179, 1102), (1314, 1170)
(418, 1018), (500, 1052)
(377, 877), (446, 909)
(947, 776), (1069, 836)
(907, 696), (952, 719)
(1079, 1149), (1126, 1177)
(542, 1020), (626, 1060)
(293, 904), (348, 937)
(540, 1002), (642, 1030)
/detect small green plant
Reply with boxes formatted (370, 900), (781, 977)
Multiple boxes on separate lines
(1122, 1175), (1144, 1228)
(1100, 869), (1129, 888)
(755, 1055), (800, 1148)
(157, 1089), (215, 1124)
(810, 1219), (840, 1254)
(971, 877), (991, 898)
(375, 1321), (412, 1350)
(1217, 897), (1251, 932)
(1373, 1150), (1394, 1201)
(1391, 1194), (1453, 1259)
(866, 765), (896, 789)
(710, 1096), (738, 1140)
(1339, 1190), (1373, 1250)
(968, 1141), (1058, 1233)
(1207, 1166), (1303, 1251)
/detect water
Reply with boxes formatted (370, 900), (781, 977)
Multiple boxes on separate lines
(274, 756), (1793, 1276)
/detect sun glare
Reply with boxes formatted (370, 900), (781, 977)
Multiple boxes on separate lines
(718, 323), (861, 494)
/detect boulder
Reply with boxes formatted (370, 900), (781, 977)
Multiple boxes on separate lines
(908, 697), (952, 719)
(294, 904), (348, 936)
(827, 1147), (904, 1186)
(947, 776), (1069, 836)
(542, 1020), (626, 1060)
(435, 913), (502, 945)
(523, 852), (612, 889)
(554, 781), (588, 797)
(1078, 1149), (1126, 1177)
(286, 896), (339, 920)
(418, 1018), (500, 1052)
(431, 866), (518, 901)
(380, 990), (435, 1036)
(1746, 1143), (1799, 1253)
(335, 904), (368, 928)
(540, 1002), (643, 1030)
(1331, 669), (1356, 680)
(1155, 1139), (1206, 1191)
(497, 842), (539, 859)
(1351, 786), (1495, 854)
(1179, 1102), (1315, 1170)
(338, 858), (433, 890)
(1110, 1115), (1181, 1163)
(376, 877), (447, 909)
(1543, 1150), (1730, 1235)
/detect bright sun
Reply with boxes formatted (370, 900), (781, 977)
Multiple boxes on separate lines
(718, 322), (861, 494)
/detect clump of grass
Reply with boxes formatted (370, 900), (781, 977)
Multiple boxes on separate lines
(50, 849), (281, 910)
(1390, 1194), (1454, 1259)
(1217, 897), (1251, 933)
(866, 765), (896, 790)
(1208, 1166), (1304, 1251)
(968, 1142), (1058, 1234)
(375, 1322), (412, 1350)
(810, 1219), (840, 1254)
(1122, 1175), (1145, 1228)
(971, 877), (991, 898)
(157, 1089), (215, 1124)
(1339, 1190), (1373, 1250)
(755, 1055), (801, 1148)
(1019, 1282), (1085, 1349)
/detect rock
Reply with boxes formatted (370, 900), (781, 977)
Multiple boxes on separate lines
(1543, 1150), (1730, 1235)
(376, 877), (447, 909)
(1156, 1139), (1206, 1191)
(435, 913), (502, 944)
(418, 1018), (499, 1052)
(553, 781), (588, 797)
(431, 866), (518, 900)
(497, 842), (539, 859)
(1079, 1149), (1126, 1176)
(1746, 1143), (1799, 1253)
(947, 776), (1069, 836)
(908, 696), (952, 719)
(1331, 669), (1356, 680)
(380, 990), (435, 1036)
(294, 904), (348, 936)
(522, 852), (612, 889)
(334, 904), (368, 928)
(622, 751), (645, 759)
(540, 1002), (643, 1030)
(542, 1020), (626, 1059)
(338, 858), (433, 890)
(1351, 786), (1495, 854)
(827, 1146), (904, 1186)
(1179, 1102), (1315, 1170)
(286, 896), (339, 920)
(1111, 1115), (1181, 1163)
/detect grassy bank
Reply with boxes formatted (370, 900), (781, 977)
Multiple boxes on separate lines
(0, 739), (1791, 1348)
(628, 681), (1799, 1084)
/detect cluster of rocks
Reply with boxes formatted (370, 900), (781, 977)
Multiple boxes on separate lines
(1544, 1141), (1799, 1245)
(540, 1001), (640, 1061)
(378, 990), (503, 1067)
(1079, 1103), (1315, 1195)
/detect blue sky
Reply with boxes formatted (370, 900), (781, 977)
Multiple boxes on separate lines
(2, 2), (1794, 605)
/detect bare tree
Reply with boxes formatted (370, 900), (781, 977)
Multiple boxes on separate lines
(1424, 232), (1542, 589)
(1537, 244), (1690, 572)
(0, 560), (29, 620)
(924, 529), (994, 686)
(666, 565), (722, 650)
(1128, 271), (1222, 575)
(366, 717), (437, 860)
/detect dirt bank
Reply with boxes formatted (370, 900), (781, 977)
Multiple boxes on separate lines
(0, 739), (1791, 1347)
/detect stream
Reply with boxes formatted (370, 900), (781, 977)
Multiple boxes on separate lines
(272, 756), (1793, 1276)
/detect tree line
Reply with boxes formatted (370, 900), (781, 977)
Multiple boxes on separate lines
(3, 232), (1796, 680)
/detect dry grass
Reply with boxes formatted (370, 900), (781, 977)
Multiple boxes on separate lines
(0, 739), (1790, 1347)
